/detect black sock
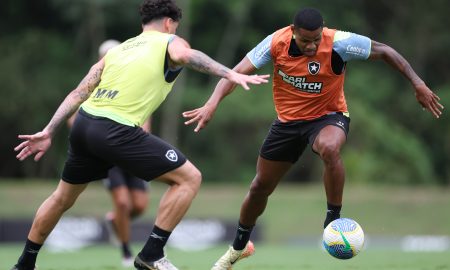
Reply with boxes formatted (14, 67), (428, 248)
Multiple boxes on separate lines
(232, 222), (254, 250)
(122, 242), (132, 258)
(324, 202), (342, 228)
(140, 225), (171, 261)
(16, 239), (42, 268)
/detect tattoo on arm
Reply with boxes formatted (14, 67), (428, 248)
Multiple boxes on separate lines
(45, 62), (104, 135)
(185, 50), (231, 78)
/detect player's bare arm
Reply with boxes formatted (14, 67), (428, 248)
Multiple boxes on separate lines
(369, 40), (443, 118)
(168, 36), (268, 90)
(183, 57), (258, 132)
(46, 59), (105, 135)
(14, 59), (105, 162)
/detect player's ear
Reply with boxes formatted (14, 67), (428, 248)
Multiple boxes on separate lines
(163, 17), (172, 32)
(290, 24), (296, 39)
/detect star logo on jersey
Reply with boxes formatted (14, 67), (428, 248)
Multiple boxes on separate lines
(165, 149), (178, 162)
(308, 61), (321, 75)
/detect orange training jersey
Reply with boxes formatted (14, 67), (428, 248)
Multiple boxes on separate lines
(271, 27), (346, 122)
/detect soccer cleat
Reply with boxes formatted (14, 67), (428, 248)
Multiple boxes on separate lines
(10, 265), (37, 270)
(122, 256), (134, 267)
(134, 254), (179, 270)
(211, 241), (255, 270)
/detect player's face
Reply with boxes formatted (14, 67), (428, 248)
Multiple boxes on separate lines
(293, 27), (323, 57)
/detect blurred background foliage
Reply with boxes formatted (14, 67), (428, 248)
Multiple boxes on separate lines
(0, 0), (448, 185)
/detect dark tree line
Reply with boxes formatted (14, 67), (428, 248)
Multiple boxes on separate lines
(0, 0), (448, 184)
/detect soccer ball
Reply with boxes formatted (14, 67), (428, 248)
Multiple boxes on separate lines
(323, 218), (364, 259)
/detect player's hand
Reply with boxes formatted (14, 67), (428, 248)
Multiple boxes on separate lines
(14, 131), (52, 161)
(414, 84), (444, 118)
(227, 72), (269, 90)
(182, 103), (216, 132)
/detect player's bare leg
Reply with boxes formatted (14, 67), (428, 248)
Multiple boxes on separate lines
(313, 125), (347, 228)
(109, 186), (132, 243)
(129, 189), (148, 218)
(29, 180), (88, 243)
(107, 186), (136, 265)
(240, 157), (292, 227)
(13, 180), (87, 270)
(153, 161), (201, 230)
(134, 160), (201, 270)
(120, 189), (148, 267)
(211, 157), (291, 270)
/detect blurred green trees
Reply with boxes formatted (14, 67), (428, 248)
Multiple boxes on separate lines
(0, 0), (448, 184)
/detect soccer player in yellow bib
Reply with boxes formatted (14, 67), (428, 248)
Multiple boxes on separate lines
(67, 39), (153, 268)
(11, 1), (269, 270)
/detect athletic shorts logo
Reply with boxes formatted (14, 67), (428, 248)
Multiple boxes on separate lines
(308, 61), (321, 75)
(165, 149), (178, 162)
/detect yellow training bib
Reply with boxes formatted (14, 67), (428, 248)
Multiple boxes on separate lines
(82, 31), (178, 126)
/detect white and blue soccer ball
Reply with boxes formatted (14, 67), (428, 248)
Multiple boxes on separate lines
(323, 218), (364, 259)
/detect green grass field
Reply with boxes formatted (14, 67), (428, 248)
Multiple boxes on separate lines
(1, 179), (450, 269)
(1, 243), (449, 270)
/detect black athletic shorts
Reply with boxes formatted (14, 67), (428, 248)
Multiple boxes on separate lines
(260, 112), (350, 163)
(62, 109), (187, 184)
(103, 166), (148, 191)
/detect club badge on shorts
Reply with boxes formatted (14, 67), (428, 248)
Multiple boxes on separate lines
(308, 61), (320, 75)
(165, 149), (178, 162)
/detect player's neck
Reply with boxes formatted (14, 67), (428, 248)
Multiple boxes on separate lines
(142, 22), (168, 34)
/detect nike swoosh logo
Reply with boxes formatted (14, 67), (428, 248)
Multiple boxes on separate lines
(339, 231), (352, 252)
(150, 232), (166, 241)
(238, 226), (251, 232)
(26, 249), (39, 254)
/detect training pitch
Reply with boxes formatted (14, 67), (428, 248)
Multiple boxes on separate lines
(1, 243), (449, 269)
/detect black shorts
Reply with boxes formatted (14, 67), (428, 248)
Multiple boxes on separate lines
(62, 109), (187, 184)
(260, 113), (350, 163)
(103, 166), (148, 191)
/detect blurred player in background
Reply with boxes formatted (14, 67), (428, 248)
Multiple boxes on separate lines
(183, 7), (443, 270)
(11, 0), (269, 269)
(67, 39), (151, 267)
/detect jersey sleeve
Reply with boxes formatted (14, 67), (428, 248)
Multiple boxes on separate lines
(333, 31), (371, 61)
(246, 33), (274, 69)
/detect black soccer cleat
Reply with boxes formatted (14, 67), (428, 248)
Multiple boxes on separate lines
(10, 264), (37, 270)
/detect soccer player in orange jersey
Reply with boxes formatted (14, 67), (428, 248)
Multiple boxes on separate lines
(183, 7), (443, 270)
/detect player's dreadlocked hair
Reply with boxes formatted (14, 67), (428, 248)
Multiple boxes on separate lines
(140, 0), (182, 25)
(293, 8), (323, 31)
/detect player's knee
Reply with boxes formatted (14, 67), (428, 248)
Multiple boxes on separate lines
(249, 178), (275, 197)
(50, 192), (76, 212)
(115, 198), (132, 213)
(318, 141), (341, 163)
(186, 166), (202, 192)
(168, 162), (202, 193)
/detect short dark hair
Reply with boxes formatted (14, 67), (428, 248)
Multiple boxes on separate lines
(139, 0), (182, 25)
(293, 8), (323, 31)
